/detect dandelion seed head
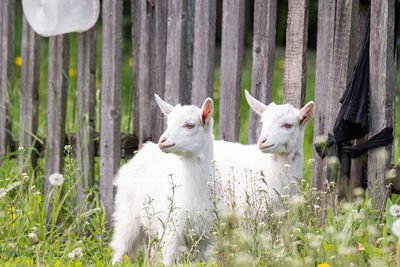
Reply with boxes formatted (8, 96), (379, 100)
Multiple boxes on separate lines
(367, 225), (378, 236)
(48, 173), (64, 186)
(390, 205), (400, 216)
(392, 218), (400, 237)
(28, 233), (39, 245)
(289, 195), (305, 207)
(353, 187), (364, 196)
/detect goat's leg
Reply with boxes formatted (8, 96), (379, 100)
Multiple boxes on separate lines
(161, 228), (184, 266)
(110, 196), (143, 264)
(111, 208), (142, 264)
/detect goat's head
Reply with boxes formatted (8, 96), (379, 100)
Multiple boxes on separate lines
(155, 94), (214, 158)
(245, 90), (314, 154)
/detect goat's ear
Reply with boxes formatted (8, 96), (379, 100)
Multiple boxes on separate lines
(297, 101), (314, 125)
(244, 90), (267, 116)
(200, 97), (214, 125)
(155, 94), (174, 115)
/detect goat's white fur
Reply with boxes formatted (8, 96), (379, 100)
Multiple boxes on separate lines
(111, 96), (215, 265)
(214, 90), (314, 208)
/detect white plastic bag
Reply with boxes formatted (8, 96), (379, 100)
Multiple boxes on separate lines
(22, 0), (100, 37)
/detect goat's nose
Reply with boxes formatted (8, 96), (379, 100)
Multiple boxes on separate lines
(258, 138), (267, 146)
(159, 137), (167, 145)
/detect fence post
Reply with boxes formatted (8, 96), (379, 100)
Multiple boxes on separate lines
(349, 2), (369, 194)
(219, 0), (245, 142)
(76, 27), (97, 208)
(137, 0), (167, 147)
(191, 0), (216, 107)
(100, 0), (123, 227)
(164, 0), (194, 105)
(312, 0), (358, 190)
(19, 15), (41, 170)
(283, 0), (308, 109)
(248, 0), (276, 144)
(45, 35), (70, 194)
(132, 0), (141, 140)
(368, 0), (396, 209)
(0, 0), (15, 164)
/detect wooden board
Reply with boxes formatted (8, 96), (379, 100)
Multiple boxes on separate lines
(131, 0), (141, 139)
(283, 0), (308, 109)
(138, 0), (167, 146)
(219, 0), (245, 142)
(19, 15), (41, 169)
(312, 0), (358, 190)
(0, 0), (15, 164)
(76, 27), (97, 208)
(248, 0), (276, 144)
(191, 0), (216, 107)
(368, 0), (396, 209)
(100, 0), (123, 227)
(45, 35), (70, 195)
(164, 0), (195, 105)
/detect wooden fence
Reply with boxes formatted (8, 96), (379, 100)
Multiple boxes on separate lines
(0, 0), (397, 226)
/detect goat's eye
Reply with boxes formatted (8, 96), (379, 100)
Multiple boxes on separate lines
(282, 123), (292, 129)
(184, 123), (195, 129)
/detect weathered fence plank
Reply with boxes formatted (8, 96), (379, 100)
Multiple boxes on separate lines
(368, 0), (396, 209)
(76, 27), (97, 207)
(137, 0), (167, 146)
(312, 1), (335, 190)
(283, 0), (308, 109)
(349, 1), (369, 194)
(219, 0), (245, 142)
(191, 0), (216, 107)
(0, 0), (15, 163)
(164, 0), (194, 105)
(312, 0), (358, 190)
(131, 0), (141, 139)
(100, 0), (123, 227)
(19, 15), (41, 169)
(45, 35), (70, 194)
(248, 0), (276, 144)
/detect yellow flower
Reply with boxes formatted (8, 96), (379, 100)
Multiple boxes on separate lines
(15, 56), (22, 67)
(7, 206), (16, 228)
(129, 58), (133, 67)
(277, 60), (285, 70)
(318, 264), (330, 267)
(69, 68), (76, 77)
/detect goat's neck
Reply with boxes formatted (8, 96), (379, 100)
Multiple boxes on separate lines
(270, 143), (303, 179)
(180, 137), (214, 190)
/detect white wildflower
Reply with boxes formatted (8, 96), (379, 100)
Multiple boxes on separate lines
(289, 195), (305, 207)
(18, 146), (25, 153)
(392, 218), (400, 237)
(28, 233), (39, 245)
(284, 164), (291, 169)
(48, 173), (64, 186)
(68, 247), (83, 259)
(353, 187), (364, 197)
(390, 205), (400, 216)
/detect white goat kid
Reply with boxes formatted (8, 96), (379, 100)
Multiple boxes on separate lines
(111, 96), (214, 265)
(214, 90), (314, 208)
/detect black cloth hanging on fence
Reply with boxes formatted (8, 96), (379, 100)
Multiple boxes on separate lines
(315, 5), (398, 160)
